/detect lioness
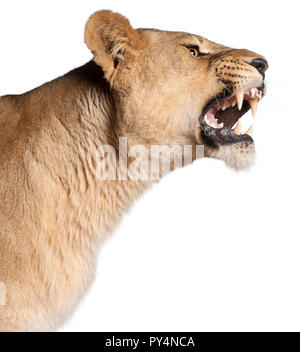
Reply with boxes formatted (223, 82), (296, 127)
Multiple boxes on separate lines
(0, 10), (268, 331)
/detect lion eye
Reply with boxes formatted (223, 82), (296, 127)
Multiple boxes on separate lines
(185, 45), (208, 58)
(189, 48), (198, 56)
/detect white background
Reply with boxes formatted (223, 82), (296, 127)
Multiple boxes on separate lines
(0, 0), (299, 332)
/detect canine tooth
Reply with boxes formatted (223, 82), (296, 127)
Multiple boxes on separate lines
(250, 88), (256, 97)
(236, 92), (244, 110)
(232, 101), (237, 107)
(234, 121), (241, 135)
(245, 125), (254, 136)
(249, 98), (258, 118)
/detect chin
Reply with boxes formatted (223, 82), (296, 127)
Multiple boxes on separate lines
(205, 142), (256, 171)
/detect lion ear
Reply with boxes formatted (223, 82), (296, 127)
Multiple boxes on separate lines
(85, 10), (143, 82)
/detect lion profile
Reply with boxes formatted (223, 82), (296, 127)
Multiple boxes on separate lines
(0, 10), (268, 331)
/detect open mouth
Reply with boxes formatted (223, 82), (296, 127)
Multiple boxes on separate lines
(200, 86), (264, 147)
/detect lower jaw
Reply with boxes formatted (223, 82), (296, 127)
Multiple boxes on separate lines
(200, 123), (254, 149)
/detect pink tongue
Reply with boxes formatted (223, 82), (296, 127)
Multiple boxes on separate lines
(207, 112), (219, 125)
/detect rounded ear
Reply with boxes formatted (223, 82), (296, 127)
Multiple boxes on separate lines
(85, 10), (144, 81)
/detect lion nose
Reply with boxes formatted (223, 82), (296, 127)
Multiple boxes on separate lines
(250, 58), (269, 77)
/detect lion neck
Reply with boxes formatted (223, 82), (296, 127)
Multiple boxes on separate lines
(39, 61), (152, 246)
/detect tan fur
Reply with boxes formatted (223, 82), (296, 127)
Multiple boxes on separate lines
(0, 10), (266, 331)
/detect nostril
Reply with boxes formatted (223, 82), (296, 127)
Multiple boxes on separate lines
(250, 58), (269, 76)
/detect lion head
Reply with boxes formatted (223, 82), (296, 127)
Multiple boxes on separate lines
(85, 10), (268, 171)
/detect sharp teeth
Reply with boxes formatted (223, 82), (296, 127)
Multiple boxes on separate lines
(220, 101), (227, 110)
(219, 100), (234, 111)
(236, 92), (244, 110)
(249, 98), (258, 118)
(234, 120), (241, 135)
(245, 125), (254, 136)
(232, 101), (237, 107)
(250, 88), (256, 98)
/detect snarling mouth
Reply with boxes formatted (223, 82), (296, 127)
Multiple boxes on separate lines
(200, 86), (264, 147)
